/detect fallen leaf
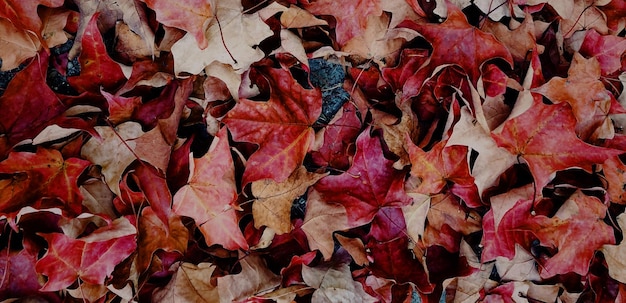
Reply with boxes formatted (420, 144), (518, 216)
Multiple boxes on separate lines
(0, 0), (64, 41)
(301, 190), (358, 260)
(447, 107), (517, 196)
(0, 18), (41, 71)
(399, 2), (513, 84)
(217, 253), (281, 303)
(170, 0), (273, 74)
(153, 262), (219, 302)
(491, 99), (621, 190)
(579, 29), (626, 76)
(67, 13), (126, 93)
(0, 147), (90, 216)
(0, 51), (66, 157)
(301, 255), (377, 303)
(70, 0), (155, 59)
(602, 213), (626, 284)
(223, 59), (321, 185)
(35, 217), (137, 291)
(173, 127), (249, 251)
(303, 0), (383, 46)
(141, 0), (213, 49)
(406, 138), (480, 207)
(313, 130), (412, 226)
(252, 166), (326, 234)
(532, 53), (615, 140)
(136, 206), (188, 273)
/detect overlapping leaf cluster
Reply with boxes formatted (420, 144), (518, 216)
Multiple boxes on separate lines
(0, 0), (625, 302)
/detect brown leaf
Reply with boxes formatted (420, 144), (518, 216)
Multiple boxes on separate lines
(217, 253), (281, 302)
(302, 190), (358, 260)
(153, 262), (219, 302)
(252, 166), (326, 234)
(301, 257), (377, 303)
(0, 18), (41, 71)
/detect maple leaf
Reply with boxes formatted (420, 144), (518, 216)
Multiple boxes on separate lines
(342, 13), (409, 66)
(481, 184), (537, 261)
(217, 253), (281, 302)
(491, 100), (621, 190)
(579, 29), (626, 76)
(366, 236), (434, 292)
(532, 53), (616, 140)
(481, 13), (544, 63)
(406, 138), (480, 207)
(0, 0), (64, 41)
(534, 191), (615, 278)
(399, 2), (513, 85)
(423, 193), (481, 252)
(153, 262), (219, 302)
(170, 0), (273, 74)
(301, 190), (359, 260)
(310, 102), (362, 171)
(447, 107), (517, 196)
(313, 130), (412, 226)
(141, 0), (213, 49)
(0, 18), (41, 71)
(223, 60), (322, 185)
(599, 0), (626, 33)
(0, 248), (47, 299)
(82, 79), (190, 196)
(301, 254), (377, 303)
(173, 127), (248, 251)
(0, 51), (67, 157)
(67, 13), (126, 93)
(0, 147), (90, 216)
(483, 190), (615, 278)
(35, 217), (137, 291)
(81, 122), (145, 197)
(40, 7), (71, 48)
(556, 0), (609, 38)
(136, 206), (188, 273)
(101, 89), (141, 125)
(302, 0), (383, 46)
(70, 0), (155, 59)
(252, 166), (326, 234)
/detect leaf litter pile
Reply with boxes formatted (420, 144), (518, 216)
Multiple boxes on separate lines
(0, 0), (625, 302)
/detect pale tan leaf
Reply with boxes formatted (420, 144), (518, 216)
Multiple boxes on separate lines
(153, 262), (219, 303)
(171, 0), (273, 75)
(217, 253), (280, 303)
(252, 166), (326, 234)
(0, 18), (41, 71)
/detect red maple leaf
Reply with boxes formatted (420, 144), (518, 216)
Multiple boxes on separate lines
(310, 102), (362, 171)
(223, 59), (321, 185)
(0, 51), (67, 157)
(579, 29), (626, 76)
(68, 13), (126, 93)
(482, 191), (614, 278)
(406, 139), (480, 207)
(366, 236), (434, 293)
(491, 100), (621, 190)
(398, 3), (513, 85)
(35, 218), (137, 291)
(313, 130), (411, 226)
(0, 147), (90, 216)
